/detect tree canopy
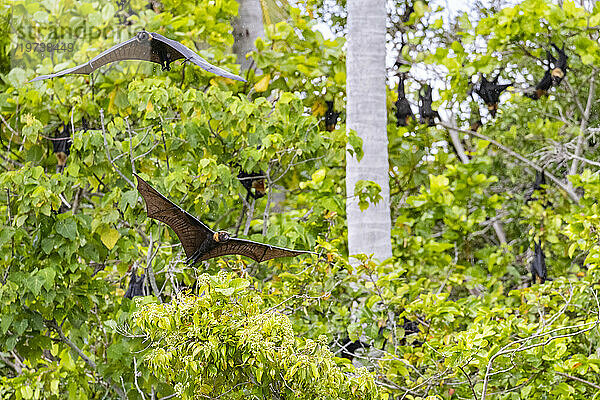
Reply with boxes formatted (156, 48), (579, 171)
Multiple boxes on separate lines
(1, 0), (600, 399)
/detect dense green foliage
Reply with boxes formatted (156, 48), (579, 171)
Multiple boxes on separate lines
(1, 0), (600, 399)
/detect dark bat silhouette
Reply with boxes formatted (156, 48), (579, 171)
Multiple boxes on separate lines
(52, 123), (73, 173)
(237, 170), (266, 201)
(525, 170), (552, 208)
(525, 69), (553, 100)
(530, 240), (547, 284)
(418, 85), (439, 127)
(134, 174), (313, 264)
(29, 31), (245, 82)
(547, 43), (567, 85)
(124, 270), (146, 298)
(324, 101), (340, 132)
(395, 74), (414, 127)
(473, 75), (510, 117)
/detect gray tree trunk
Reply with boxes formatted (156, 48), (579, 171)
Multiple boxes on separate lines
(345, 0), (392, 263)
(232, 0), (264, 71)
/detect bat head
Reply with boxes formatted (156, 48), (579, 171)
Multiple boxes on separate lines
(136, 31), (151, 42)
(213, 231), (230, 243)
(551, 68), (565, 85)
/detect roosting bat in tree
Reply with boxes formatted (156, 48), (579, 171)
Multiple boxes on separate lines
(530, 241), (547, 284)
(52, 123), (73, 173)
(525, 69), (553, 100)
(324, 101), (340, 132)
(473, 75), (510, 117)
(395, 74), (414, 127)
(124, 270), (146, 298)
(134, 174), (313, 264)
(418, 85), (439, 127)
(29, 31), (246, 82)
(547, 43), (568, 85)
(237, 169), (266, 201)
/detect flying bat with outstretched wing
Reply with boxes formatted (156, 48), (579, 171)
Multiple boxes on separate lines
(29, 31), (245, 82)
(133, 174), (313, 264)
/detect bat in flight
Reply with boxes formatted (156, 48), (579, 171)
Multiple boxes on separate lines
(29, 31), (246, 82)
(133, 174), (313, 264)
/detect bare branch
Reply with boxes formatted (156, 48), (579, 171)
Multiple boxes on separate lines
(99, 109), (136, 190)
(45, 318), (127, 399)
(440, 123), (580, 203)
(567, 74), (596, 179)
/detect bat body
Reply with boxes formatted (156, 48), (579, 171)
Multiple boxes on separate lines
(237, 170), (266, 201)
(124, 271), (146, 298)
(29, 31), (245, 82)
(418, 86), (439, 127)
(473, 75), (510, 117)
(52, 123), (73, 173)
(525, 69), (553, 100)
(548, 43), (567, 85)
(525, 44), (567, 100)
(395, 75), (414, 127)
(133, 174), (312, 264)
(324, 101), (340, 132)
(530, 241), (547, 284)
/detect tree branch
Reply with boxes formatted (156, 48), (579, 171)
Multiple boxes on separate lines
(440, 123), (580, 203)
(567, 74), (596, 179)
(45, 318), (127, 399)
(100, 109), (136, 191)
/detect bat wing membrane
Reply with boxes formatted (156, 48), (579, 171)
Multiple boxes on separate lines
(150, 32), (246, 82)
(134, 174), (212, 259)
(200, 238), (313, 263)
(29, 37), (149, 82)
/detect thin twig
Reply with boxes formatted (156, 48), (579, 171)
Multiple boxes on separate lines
(100, 109), (136, 190)
(458, 365), (478, 400)
(567, 74), (596, 179)
(45, 319), (127, 399)
(556, 371), (600, 390)
(125, 117), (136, 175)
(480, 288), (600, 399)
(146, 231), (162, 303)
(158, 114), (170, 171)
(133, 357), (146, 400)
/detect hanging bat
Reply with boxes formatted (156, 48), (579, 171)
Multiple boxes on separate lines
(473, 75), (510, 117)
(134, 173), (313, 264)
(530, 240), (547, 284)
(547, 43), (567, 85)
(324, 101), (340, 132)
(395, 74), (414, 127)
(237, 169), (266, 201)
(418, 85), (439, 127)
(29, 31), (246, 83)
(52, 123), (73, 173)
(525, 170), (552, 208)
(124, 270), (146, 298)
(525, 68), (553, 100)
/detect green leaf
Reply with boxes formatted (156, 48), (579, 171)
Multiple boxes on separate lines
(56, 218), (78, 240)
(99, 226), (120, 250)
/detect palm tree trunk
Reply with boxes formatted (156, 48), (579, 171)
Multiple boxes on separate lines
(233, 0), (264, 71)
(345, 0), (392, 262)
